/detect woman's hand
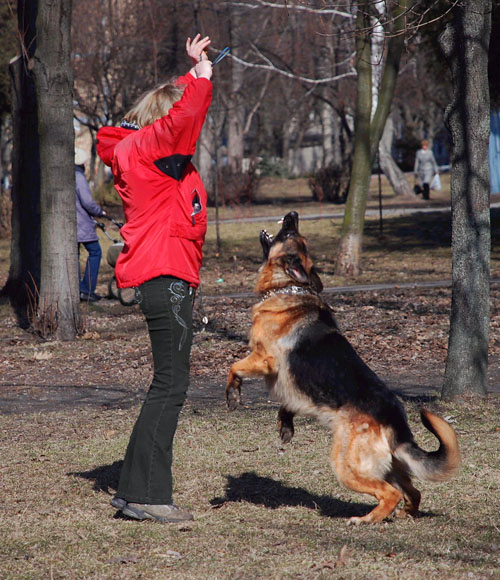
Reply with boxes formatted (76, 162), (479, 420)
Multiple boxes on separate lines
(186, 34), (211, 65)
(194, 60), (213, 80)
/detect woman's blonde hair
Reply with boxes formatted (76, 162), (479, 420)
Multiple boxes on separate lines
(123, 80), (185, 128)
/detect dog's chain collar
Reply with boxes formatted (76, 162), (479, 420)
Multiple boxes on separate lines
(259, 286), (317, 303)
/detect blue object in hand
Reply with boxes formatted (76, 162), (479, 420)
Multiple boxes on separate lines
(212, 47), (230, 66)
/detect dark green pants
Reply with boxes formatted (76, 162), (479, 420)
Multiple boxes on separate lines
(117, 276), (193, 504)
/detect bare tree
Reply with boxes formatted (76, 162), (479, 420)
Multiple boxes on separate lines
(0, 2), (17, 238)
(2, 0), (41, 327)
(335, 0), (409, 277)
(227, 3), (246, 172)
(33, 0), (80, 340)
(378, 114), (412, 197)
(439, 0), (492, 399)
(0, 115), (12, 237)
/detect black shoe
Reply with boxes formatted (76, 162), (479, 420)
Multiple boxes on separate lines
(80, 292), (101, 302)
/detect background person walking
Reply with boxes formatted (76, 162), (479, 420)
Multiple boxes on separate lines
(414, 139), (439, 200)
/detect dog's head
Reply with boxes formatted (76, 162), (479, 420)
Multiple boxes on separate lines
(255, 211), (323, 294)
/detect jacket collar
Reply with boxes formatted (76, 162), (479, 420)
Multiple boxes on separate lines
(120, 120), (140, 131)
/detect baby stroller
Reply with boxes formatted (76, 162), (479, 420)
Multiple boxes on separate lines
(95, 216), (138, 306)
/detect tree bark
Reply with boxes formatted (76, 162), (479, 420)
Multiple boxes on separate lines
(379, 115), (412, 197)
(335, 7), (372, 277)
(33, 0), (80, 340)
(1, 2), (41, 327)
(335, 0), (408, 277)
(439, 1), (491, 399)
(227, 4), (245, 172)
(0, 114), (12, 238)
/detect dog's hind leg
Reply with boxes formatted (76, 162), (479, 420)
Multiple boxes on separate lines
(344, 478), (403, 525)
(394, 476), (421, 519)
(331, 416), (403, 525)
(278, 406), (295, 443)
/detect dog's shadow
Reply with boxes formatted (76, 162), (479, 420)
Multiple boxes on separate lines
(211, 471), (373, 519)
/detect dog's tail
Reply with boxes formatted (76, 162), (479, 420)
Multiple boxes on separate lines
(394, 409), (461, 482)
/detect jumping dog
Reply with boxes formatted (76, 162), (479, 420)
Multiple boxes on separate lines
(225, 211), (460, 524)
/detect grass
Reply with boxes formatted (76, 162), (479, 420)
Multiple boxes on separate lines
(1, 398), (500, 579)
(2, 175), (500, 578)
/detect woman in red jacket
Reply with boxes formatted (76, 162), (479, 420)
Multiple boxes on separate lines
(97, 34), (212, 523)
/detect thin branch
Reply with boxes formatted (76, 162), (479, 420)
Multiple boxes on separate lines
(226, 0), (353, 18)
(354, 0), (460, 39)
(243, 71), (272, 135)
(226, 43), (356, 85)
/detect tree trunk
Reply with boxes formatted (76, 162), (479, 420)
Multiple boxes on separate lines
(335, 7), (372, 277)
(379, 115), (412, 197)
(319, 100), (335, 167)
(439, 1), (491, 399)
(197, 123), (215, 199)
(0, 114), (12, 238)
(1, 1), (41, 328)
(227, 5), (245, 172)
(335, 0), (408, 277)
(33, 0), (80, 340)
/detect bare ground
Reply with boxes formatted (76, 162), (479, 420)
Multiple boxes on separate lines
(2, 178), (500, 414)
(1, 283), (499, 416)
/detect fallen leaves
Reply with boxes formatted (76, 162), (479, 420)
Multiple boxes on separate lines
(312, 544), (352, 570)
(2, 286), (500, 413)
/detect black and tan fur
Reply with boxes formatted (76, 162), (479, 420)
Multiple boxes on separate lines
(226, 211), (460, 525)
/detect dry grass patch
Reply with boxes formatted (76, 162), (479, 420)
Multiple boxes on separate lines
(1, 397), (500, 579)
(3, 174), (500, 579)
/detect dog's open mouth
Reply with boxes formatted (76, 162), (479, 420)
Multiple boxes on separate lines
(260, 229), (274, 245)
(259, 229), (274, 260)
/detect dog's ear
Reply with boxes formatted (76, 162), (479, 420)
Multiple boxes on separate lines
(284, 256), (324, 291)
(284, 255), (311, 284)
(310, 267), (324, 293)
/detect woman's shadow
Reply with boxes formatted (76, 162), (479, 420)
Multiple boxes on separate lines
(69, 460), (123, 495)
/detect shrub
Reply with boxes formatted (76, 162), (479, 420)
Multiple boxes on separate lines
(308, 162), (351, 204)
(258, 155), (289, 178)
(212, 158), (261, 207)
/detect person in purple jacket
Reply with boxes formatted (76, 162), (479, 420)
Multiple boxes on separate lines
(75, 148), (106, 302)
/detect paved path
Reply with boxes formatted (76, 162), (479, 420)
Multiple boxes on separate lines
(202, 278), (500, 301)
(0, 377), (444, 415)
(208, 202), (500, 225)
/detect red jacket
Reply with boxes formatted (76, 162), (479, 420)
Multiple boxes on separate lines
(96, 73), (212, 288)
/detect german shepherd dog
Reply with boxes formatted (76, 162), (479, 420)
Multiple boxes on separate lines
(226, 211), (460, 525)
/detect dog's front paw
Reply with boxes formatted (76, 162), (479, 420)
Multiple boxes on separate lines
(226, 386), (241, 411)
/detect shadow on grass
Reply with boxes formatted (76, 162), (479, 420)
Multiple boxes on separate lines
(69, 460), (123, 495)
(211, 471), (374, 520)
